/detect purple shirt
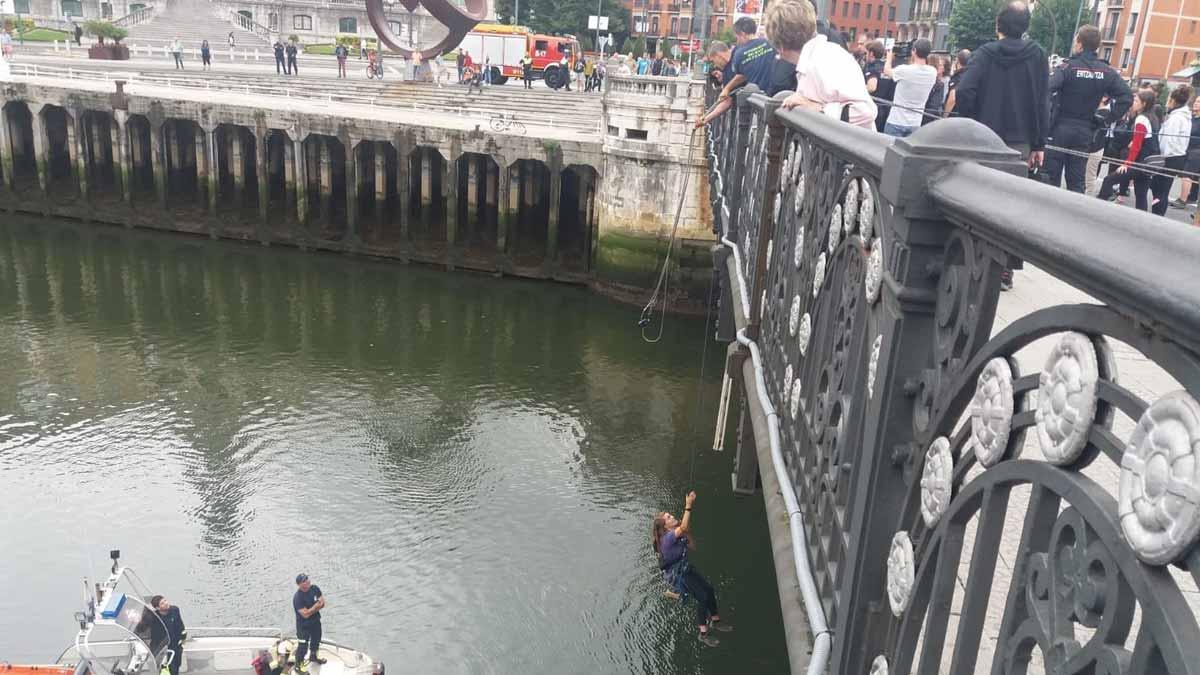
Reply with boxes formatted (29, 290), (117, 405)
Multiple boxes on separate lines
(658, 530), (688, 569)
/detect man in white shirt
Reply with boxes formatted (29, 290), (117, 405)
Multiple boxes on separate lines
(778, 0), (877, 128)
(882, 38), (936, 137)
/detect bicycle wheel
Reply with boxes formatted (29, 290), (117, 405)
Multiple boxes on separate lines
(513, 121), (527, 136)
(366, 66), (375, 80)
(490, 117), (507, 132)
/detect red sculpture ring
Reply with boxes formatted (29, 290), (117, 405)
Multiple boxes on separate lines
(365, 0), (489, 60)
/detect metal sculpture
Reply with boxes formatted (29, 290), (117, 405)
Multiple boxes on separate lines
(365, 0), (488, 60)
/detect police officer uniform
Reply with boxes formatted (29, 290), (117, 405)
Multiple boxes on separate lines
(1043, 50), (1132, 193)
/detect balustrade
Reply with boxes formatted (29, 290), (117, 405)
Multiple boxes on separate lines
(709, 85), (1200, 674)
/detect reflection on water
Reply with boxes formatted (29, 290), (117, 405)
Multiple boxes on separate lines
(0, 216), (786, 673)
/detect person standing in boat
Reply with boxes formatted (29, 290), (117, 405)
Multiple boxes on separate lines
(149, 595), (186, 675)
(293, 574), (326, 671)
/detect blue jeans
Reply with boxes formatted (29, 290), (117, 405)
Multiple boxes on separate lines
(884, 123), (916, 138)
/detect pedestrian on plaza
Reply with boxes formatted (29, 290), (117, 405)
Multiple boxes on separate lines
(1097, 89), (1161, 212)
(942, 49), (970, 115)
(457, 50), (466, 83)
(1174, 96), (1200, 207)
(521, 53), (533, 88)
(636, 54), (649, 75)
(148, 595), (186, 675)
(228, 32), (235, 49)
(335, 42), (348, 78)
(583, 58), (595, 91)
(595, 60), (606, 91)
(1, 29), (14, 60)
(483, 56), (492, 85)
(652, 491), (731, 647)
(292, 574), (327, 672)
(73, 23), (82, 46)
(882, 37), (936, 137)
(286, 40), (298, 75)
(170, 36), (184, 69)
(779, 0), (876, 127)
(559, 54), (572, 90)
(574, 57), (586, 91)
(200, 39), (212, 70)
(1155, 84), (1192, 213)
(1041, 25), (1132, 193)
(273, 39), (286, 75)
(922, 54), (948, 126)
(953, 1), (1049, 168)
(360, 42), (368, 60)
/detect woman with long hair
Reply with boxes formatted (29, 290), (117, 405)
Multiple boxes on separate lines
(652, 490), (729, 646)
(1098, 89), (1161, 211)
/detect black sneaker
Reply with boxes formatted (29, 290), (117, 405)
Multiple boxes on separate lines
(312, 657), (328, 665)
(698, 632), (720, 647)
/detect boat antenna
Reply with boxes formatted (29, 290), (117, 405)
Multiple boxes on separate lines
(110, 549), (121, 574)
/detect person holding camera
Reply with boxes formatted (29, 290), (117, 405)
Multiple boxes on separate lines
(882, 38), (936, 138)
(1041, 25), (1132, 193)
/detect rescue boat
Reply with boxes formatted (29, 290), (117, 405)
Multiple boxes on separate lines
(11, 551), (383, 675)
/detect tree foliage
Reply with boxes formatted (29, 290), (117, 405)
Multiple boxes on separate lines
(948, 0), (998, 51)
(494, 0), (628, 41)
(1029, 0), (1079, 58)
(84, 20), (127, 43)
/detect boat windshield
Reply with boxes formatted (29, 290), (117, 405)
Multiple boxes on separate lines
(63, 568), (171, 675)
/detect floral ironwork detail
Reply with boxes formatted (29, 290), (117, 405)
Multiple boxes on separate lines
(828, 206), (843, 254)
(794, 226), (806, 269)
(791, 378), (803, 419)
(869, 655), (888, 675)
(859, 182), (875, 240)
(886, 530), (915, 616)
(968, 357), (1016, 468)
(798, 313), (812, 356)
(865, 239), (883, 304)
(1119, 390), (1200, 565)
(1035, 332), (1100, 465)
(813, 253), (827, 298)
(867, 334), (882, 400)
(789, 295), (801, 336)
(920, 436), (954, 528)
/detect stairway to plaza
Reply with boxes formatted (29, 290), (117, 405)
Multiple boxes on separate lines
(124, 0), (268, 49)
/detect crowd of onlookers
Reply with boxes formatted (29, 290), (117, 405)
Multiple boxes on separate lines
(696, 0), (1200, 234)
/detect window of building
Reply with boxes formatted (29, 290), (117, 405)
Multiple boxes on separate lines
(1184, 51), (1191, 65)
(670, 17), (677, 34)
(888, 5), (895, 20)
(830, 0), (837, 15)
(651, 16), (659, 33)
(293, 14), (312, 30)
(877, 4), (883, 19)
(101, 2), (112, 17)
(60, 0), (82, 16)
(849, 27), (857, 40)
(14, 0), (30, 12)
(842, 2), (847, 16)
(853, 2), (860, 17)
(1121, 47), (1131, 68)
(715, 17), (724, 33)
(338, 17), (357, 33)
(268, 12), (279, 30)
(1128, 12), (1138, 34)
(1192, 20), (1196, 33)
(1105, 11), (1119, 39)
(1102, 46), (1112, 61)
(865, 4), (872, 18)
(389, 20), (402, 36)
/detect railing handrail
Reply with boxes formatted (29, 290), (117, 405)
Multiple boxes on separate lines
(228, 9), (274, 42)
(113, 5), (156, 28)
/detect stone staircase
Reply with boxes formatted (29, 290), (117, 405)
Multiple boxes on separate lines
(124, 0), (268, 49)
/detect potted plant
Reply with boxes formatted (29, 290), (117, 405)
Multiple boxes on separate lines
(85, 20), (129, 60)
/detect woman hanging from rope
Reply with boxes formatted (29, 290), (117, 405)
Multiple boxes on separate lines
(652, 490), (730, 646)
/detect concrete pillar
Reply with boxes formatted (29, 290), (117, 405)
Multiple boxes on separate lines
(90, 115), (105, 184)
(30, 107), (48, 194)
(66, 112), (80, 188)
(166, 122), (180, 190)
(130, 120), (145, 173)
(205, 127), (219, 215)
(284, 139), (295, 219)
(73, 113), (89, 202)
(521, 162), (534, 222)
(498, 162), (514, 254)
(114, 111), (131, 204)
(294, 136), (308, 227)
(375, 142), (386, 228)
(345, 140), (358, 242)
(486, 161), (498, 226)
(0, 104), (14, 192)
(257, 130), (270, 229)
(150, 120), (166, 209)
(466, 156), (479, 238)
(585, 183), (596, 266)
(547, 165), (561, 262)
(319, 139), (332, 223)
(420, 148), (433, 224)
(395, 138), (410, 242)
(194, 126), (208, 205)
(444, 151), (458, 249)
(231, 129), (245, 207)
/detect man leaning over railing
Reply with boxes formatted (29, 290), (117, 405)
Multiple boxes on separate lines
(777, 0), (877, 128)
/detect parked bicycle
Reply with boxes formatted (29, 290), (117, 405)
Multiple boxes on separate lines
(490, 113), (526, 135)
(366, 60), (384, 80)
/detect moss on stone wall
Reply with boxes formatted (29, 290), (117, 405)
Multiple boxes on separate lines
(594, 230), (712, 312)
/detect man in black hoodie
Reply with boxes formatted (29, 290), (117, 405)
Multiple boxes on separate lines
(953, 1), (1049, 169)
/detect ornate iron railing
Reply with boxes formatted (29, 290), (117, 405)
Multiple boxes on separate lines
(710, 85), (1200, 674)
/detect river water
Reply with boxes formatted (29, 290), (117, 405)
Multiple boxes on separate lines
(0, 217), (786, 674)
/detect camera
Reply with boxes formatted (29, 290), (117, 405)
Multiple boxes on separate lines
(892, 40), (913, 61)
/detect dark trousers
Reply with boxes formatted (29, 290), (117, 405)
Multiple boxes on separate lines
(1042, 122), (1092, 193)
(165, 644), (183, 675)
(276, 55), (285, 74)
(288, 57), (297, 75)
(523, 72), (532, 88)
(682, 567), (718, 627)
(1150, 155), (1185, 215)
(295, 621), (321, 662)
(173, 52), (183, 69)
(1098, 168), (1151, 210)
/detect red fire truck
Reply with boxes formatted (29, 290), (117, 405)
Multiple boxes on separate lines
(456, 23), (581, 89)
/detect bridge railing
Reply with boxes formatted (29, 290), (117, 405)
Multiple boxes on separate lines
(711, 86), (1200, 674)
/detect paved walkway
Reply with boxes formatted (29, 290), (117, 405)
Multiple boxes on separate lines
(926, 260), (1200, 672)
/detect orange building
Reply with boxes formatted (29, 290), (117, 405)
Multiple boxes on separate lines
(1094, 0), (1200, 82)
(828, 0), (902, 43)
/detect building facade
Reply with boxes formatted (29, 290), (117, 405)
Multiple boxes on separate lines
(6, 0), (146, 21)
(829, 0), (903, 43)
(895, 0), (948, 50)
(1093, 0), (1200, 82)
(624, 0), (730, 56)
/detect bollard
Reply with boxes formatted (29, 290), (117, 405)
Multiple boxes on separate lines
(255, 49), (259, 61)
(53, 40), (59, 53)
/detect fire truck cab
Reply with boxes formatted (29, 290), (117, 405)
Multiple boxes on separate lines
(456, 24), (580, 89)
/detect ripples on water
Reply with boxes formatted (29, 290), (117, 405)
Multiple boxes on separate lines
(0, 218), (786, 674)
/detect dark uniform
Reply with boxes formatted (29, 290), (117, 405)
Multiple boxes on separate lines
(1042, 50), (1132, 193)
(150, 606), (186, 675)
(293, 583), (323, 666)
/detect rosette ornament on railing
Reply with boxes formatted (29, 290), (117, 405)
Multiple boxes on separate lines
(366, 0), (488, 59)
(710, 84), (1200, 674)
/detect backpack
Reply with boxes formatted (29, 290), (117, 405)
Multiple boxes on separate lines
(251, 650), (271, 675)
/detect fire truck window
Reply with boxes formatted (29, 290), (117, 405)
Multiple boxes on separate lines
(535, 40), (549, 52)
